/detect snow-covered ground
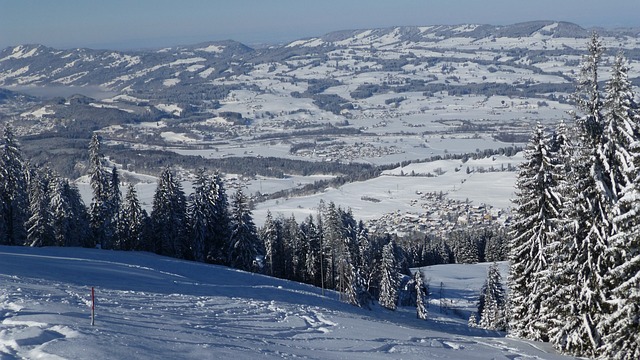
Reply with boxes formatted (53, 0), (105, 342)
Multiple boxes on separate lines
(1, 246), (570, 359)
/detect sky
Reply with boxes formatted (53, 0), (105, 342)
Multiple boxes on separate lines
(1, 0), (638, 50)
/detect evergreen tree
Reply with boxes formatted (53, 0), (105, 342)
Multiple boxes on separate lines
(478, 263), (506, 331)
(118, 184), (146, 251)
(598, 53), (640, 360)
(88, 134), (113, 249)
(188, 169), (220, 262)
(107, 166), (122, 248)
(228, 188), (261, 271)
(414, 270), (428, 320)
(150, 167), (188, 258)
(26, 168), (54, 247)
(508, 124), (562, 341)
(209, 172), (231, 264)
(50, 177), (88, 247)
(379, 240), (399, 310)
(261, 211), (283, 276)
(301, 215), (322, 286)
(283, 215), (305, 281)
(0, 126), (28, 246)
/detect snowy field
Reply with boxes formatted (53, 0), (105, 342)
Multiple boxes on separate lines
(0, 246), (571, 359)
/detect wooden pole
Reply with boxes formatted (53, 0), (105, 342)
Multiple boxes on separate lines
(91, 287), (95, 326)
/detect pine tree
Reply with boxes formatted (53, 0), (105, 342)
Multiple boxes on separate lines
(118, 184), (146, 251)
(301, 214), (322, 286)
(150, 167), (188, 258)
(379, 240), (399, 310)
(597, 53), (640, 360)
(50, 177), (88, 247)
(88, 134), (113, 249)
(508, 124), (562, 341)
(209, 172), (231, 264)
(0, 126), (29, 246)
(26, 167), (54, 247)
(479, 263), (506, 331)
(261, 210), (282, 276)
(228, 188), (261, 271)
(188, 169), (219, 262)
(414, 270), (428, 320)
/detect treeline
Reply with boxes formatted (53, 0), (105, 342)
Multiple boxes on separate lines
(108, 146), (379, 179)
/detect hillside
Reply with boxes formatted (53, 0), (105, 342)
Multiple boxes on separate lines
(0, 245), (572, 359)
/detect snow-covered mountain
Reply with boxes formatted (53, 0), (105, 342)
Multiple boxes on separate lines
(1, 21), (639, 92)
(0, 245), (571, 359)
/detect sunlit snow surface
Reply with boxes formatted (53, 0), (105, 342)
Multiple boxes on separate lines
(0, 246), (570, 359)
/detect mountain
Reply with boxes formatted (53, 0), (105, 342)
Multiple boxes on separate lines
(0, 245), (571, 359)
(1, 21), (638, 93)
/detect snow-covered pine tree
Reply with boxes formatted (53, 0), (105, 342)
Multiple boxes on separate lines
(261, 210), (283, 277)
(50, 177), (87, 247)
(479, 263), (506, 331)
(118, 183), (146, 251)
(283, 215), (305, 282)
(150, 167), (188, 258)
(228, 188), (262, 271)
(552, 34), (612, 357)
(414, 270), (428, 320)
(188, 169), (217, 262)
(322, 201), (343, 289)
(0, 126), (29, 246)
(537, 119), (574, 343)
(88, 134), (113, 249)
(107, 166), (122, 248)
(508, 123), (562, 341)
(598, 53), (640, 360)
(301, 214), (322, 286)
(209, 172), (231, 264)
(26, 167), (54, 247)
(379, 240), (400, 310)
(356, 221), (376, 298)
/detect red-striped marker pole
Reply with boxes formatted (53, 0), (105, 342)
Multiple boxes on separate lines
(91, 287), (95, 326)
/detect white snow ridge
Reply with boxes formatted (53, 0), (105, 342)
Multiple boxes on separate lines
(0, 246), (571, 359)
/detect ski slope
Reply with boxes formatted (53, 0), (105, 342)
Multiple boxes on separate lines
(0, 246), (570, 359)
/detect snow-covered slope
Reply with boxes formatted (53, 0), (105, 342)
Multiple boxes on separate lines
(1, 246), (570, 359)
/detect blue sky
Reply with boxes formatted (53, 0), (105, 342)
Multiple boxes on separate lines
(1, 0), (638, 49)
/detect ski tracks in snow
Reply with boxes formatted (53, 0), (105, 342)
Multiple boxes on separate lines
(1, 277), (80, 359)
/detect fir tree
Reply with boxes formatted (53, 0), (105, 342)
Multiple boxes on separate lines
(479, 263), (506, 331)
(414, 270), (428, 320)
(208, 172), (231, 264)
(26, 168), (54, 247)
(88, 134), (113, 249)
(150, 167), (188, 258)
(228, 188), (261, 271)
(598, 53), (640, 360)
(301, 215), (322, 286)
(50, 177), (88, 247)
(188, 169), (219, 262)
(508, 124), (562, 341)
(261, 211), (283, 276)
(0, 126), (29, 246)
(379, 240), (399, 310)
(118, 184), (146, 251)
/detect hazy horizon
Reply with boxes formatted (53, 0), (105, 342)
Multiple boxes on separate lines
(1, 0), (639, 51)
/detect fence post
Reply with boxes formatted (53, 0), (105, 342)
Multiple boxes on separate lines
(91, 287), (95, 326)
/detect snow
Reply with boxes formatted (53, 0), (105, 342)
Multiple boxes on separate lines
(162, 78), (180, 87)
(168, 57), (206, 67)
(196, 45), (224, 53)
(198, 67), (216, 78)
(154, 103), (183, 116)
(0, 246), (571, 359)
